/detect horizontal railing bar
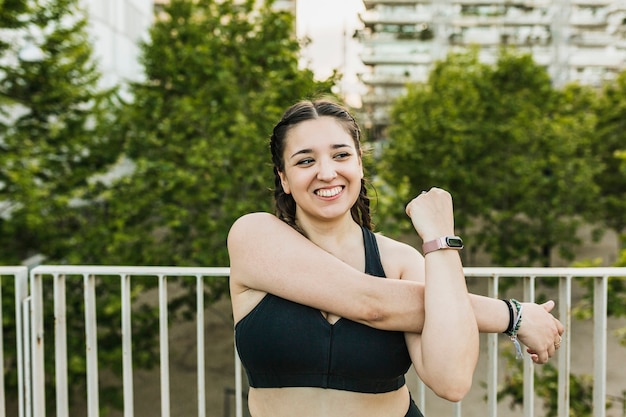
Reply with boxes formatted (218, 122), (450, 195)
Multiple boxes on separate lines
(30, 266), (231, 276)
(29, 266), (626, 278)
(0, 266), (30, 275)
(464, 267), (626, 277)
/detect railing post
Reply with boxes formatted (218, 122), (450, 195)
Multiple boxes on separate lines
(84, 274), (100, 417)
(159, 274), (171, 417)
(234, 343), (243, 417)
(54, 274), (69, 417)
(14, 267), (29, 417)
(0, 275), (5, 417)
(121, 274), (134, 417)
(523, 276), (536, 417)
(487, 275), (499, 417)
(557, 276), (572, 417)
(30, 271), (46, 417)
(196, 275), (206, 417)
(593, 275), (608, 417)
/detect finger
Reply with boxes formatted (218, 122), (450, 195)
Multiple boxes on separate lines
(555, 317), (565, 335)
(527, 348), (539, 363)
(536, 348), (549, 364)
(542, 300), (555, 312)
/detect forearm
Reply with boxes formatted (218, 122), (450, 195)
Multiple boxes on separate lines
(470, 293), (510, 333)
(417, 250), (479, 400)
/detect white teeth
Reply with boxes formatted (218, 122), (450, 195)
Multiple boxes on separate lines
(316, 186), (342, 197)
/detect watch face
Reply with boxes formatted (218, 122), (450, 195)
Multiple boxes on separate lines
(446, 237), (464, 248)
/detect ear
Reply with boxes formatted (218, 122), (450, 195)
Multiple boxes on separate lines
(278, 170), (291, 194)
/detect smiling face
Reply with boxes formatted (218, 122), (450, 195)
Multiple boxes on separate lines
(278, 116), (364, 226)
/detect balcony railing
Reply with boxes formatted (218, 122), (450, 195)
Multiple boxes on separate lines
(2, 265), (625, 417)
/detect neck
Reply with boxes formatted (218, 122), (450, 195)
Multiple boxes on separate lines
(296, 213), (361, 252)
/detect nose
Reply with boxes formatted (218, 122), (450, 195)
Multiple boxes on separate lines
(317, 159), (337, 181)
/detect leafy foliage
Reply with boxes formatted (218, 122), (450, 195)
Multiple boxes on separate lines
(497, 348), (607, 417)
(71, 0), (334, 270)
(380, 49), (602, 266)
(0, 0), (129, 411)
(0, 0), (121, 264)
(594, 71), (626, 234)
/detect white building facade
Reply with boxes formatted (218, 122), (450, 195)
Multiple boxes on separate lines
(357, 0), (626, 140)
(82, 0), (154, 88)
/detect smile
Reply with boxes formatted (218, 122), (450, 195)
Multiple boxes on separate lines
(315, 186), (343, 198)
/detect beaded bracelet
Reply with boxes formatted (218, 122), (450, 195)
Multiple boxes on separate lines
(503, 298), (524, 359)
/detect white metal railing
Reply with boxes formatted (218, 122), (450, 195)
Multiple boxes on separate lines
(461, 267), (625, 417)
(1, 266), (625, 417)
(0, 266), (29, 417)
(26, 266), (233, 417)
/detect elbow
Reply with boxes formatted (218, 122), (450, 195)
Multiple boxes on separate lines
(357, 282), (424, 332)
(356, 297), (403, 331)
(359, 303), (387, 327)
(431, 375), (474, 403)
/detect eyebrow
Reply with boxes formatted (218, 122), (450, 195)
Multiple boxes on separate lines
(289, 143), (353, 160)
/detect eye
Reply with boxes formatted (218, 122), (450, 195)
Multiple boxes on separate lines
(296, 157), (315, 166)
(334, 151), (352, 160)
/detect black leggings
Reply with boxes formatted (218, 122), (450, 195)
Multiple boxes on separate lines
(405, 396), (425, 417)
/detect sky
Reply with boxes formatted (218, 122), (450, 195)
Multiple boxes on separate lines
(296, 0), (365, 106)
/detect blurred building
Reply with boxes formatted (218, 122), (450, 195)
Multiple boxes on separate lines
(81, 0), (154, 89)
(89, 0), (296, 87)
(356, 0), (626, 141)
(154, 0), (296, 14)
(274, 0), (297, 14)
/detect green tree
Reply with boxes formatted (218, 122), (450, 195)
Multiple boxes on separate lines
(594, 71), (626, 236)
(71, 0), (334, 270)
(379, 49), (601, 266)
(0, 0), (121, 264)
(0, 0), (128, 412)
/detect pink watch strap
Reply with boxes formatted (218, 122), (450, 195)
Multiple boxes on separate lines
(422, 237), (445, 255)
(422, 236), (463, 255)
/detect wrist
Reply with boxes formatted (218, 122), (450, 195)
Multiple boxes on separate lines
(422, 235), (464, 255)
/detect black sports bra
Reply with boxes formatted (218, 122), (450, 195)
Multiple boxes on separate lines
(234, 227), (412, 393)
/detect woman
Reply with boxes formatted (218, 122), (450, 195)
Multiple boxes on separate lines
(228, 100), (564, 417)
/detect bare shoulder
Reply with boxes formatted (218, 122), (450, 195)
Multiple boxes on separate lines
(374, 232), (425, 282)
(228, 212), (278, 236)
(227, 212), (275, 283)
(228, 212), (284, 249)
(228, 213), (279, 321)
(374, 232), (422, 260)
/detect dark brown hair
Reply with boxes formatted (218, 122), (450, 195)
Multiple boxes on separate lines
(270, 100), (372, 233)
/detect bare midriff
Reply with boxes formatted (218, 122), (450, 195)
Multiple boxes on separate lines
(247, 385), (410, 417)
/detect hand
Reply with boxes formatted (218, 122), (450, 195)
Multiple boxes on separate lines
(405, 187), (456, 241)
(516, 300), (565, 364)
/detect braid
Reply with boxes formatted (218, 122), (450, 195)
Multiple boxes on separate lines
(273, 165), (305, 235)
(351, 179), (372, 230)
